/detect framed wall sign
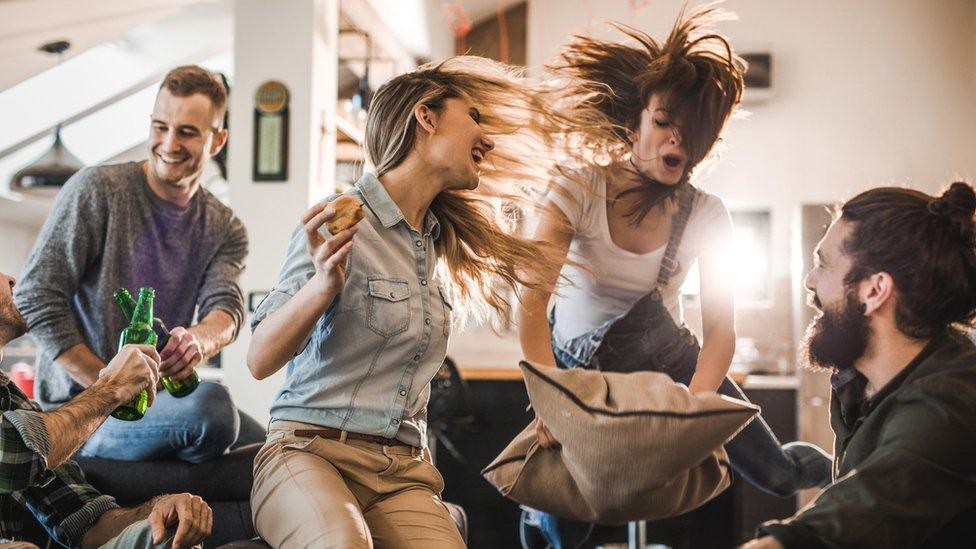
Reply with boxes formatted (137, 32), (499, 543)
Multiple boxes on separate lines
(247, 290), (270, 313)
(253, 80), (289, 181)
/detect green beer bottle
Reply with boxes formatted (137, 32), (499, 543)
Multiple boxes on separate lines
(111, 287), (156, 421)
(113, 288), (137, 320)
(113, 288), (200, 398)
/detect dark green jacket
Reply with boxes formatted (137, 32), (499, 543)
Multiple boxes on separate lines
(759, 329), (976, 548)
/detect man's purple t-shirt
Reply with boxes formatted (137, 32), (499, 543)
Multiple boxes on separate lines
(14, 161), (248, 409)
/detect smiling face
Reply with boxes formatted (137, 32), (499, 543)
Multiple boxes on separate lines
(146, 88), (227, 192)
(630, 94), (688, 185)
(420, 96), (495, 191)
(800, 219), (871, 370)
(805, 219), (855, 313)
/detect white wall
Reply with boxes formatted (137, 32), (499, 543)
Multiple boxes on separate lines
(0, 221), (41, 278)
(0, 191), (53, 277)
(528, 0), (976, 278)
(223, 0), (338, 425)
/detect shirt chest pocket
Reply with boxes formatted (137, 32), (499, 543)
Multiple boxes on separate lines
(367, 277), (411, 337)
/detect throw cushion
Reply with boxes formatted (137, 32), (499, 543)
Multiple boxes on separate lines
(483, 361), (759, 523)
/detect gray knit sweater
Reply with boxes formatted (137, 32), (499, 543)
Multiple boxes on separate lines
(14, 162), (248, 409)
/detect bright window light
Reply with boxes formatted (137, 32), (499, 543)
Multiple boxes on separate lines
(681, 210), (772, 304)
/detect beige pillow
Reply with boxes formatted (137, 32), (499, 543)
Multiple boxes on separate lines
(482, 361), (760, 523)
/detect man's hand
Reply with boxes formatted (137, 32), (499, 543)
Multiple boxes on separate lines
(98, 344), (160, 407)
(38, 344), (158, 470)
(159, 327), (203, 381)
(534, 416), (560, 449)
(739, 536), (785, 549)
(148, 493), (213, 549)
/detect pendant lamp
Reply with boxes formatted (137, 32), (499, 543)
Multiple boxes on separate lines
(10, 40), (83, 195)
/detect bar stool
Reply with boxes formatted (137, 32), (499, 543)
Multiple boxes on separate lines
(628, 520), (647, 549)
(626, 520), (672, 549)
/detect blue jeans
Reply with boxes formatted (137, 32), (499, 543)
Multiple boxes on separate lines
(79, 381), (239, 463)
(529, 299), (832, 549)
(98, 518), (175, 548)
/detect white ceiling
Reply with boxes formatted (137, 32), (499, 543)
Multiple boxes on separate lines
(0, 0), (513, 93)
(0, 0), (211, 92)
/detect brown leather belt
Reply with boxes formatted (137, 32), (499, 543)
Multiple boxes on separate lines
(293, 427), (406, 448)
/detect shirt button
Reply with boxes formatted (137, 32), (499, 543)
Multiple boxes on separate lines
(420, 279), (427, 286)
(413, 355), (421, 361)
(391, 419), (399, 425)
(415, 240), (422, 247)
(425, 318), (431, 325)
(399, 390), (407, 396)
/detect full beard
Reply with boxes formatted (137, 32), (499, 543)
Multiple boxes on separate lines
(800, 291), (870, 371)
(0, 302), (28, 345)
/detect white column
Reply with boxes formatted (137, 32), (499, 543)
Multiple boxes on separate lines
(224, 0), (338, 424)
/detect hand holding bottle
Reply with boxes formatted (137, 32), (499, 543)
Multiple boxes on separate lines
(99, 344), (160, 408)
(114, 288), (200, 399)
(159, 327), (202, 382)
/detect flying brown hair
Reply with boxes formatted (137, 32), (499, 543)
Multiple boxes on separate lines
(550, 3), (746, 224)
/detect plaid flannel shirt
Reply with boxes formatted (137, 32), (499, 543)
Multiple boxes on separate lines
(0, 370), (118, 547)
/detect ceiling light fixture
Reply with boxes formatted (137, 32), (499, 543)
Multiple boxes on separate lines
(10, 40), (84, 195)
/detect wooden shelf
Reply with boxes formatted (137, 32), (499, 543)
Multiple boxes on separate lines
(334, 110), (364, 145)
(460, 366), (523, 381)
(336, 141), (363, 162)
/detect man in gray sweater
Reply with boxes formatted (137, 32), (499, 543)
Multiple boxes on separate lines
(15, 65), (248, 463)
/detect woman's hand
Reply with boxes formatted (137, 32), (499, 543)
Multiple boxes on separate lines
(302, 202), (358, 298)
(534, 416), (560, 449)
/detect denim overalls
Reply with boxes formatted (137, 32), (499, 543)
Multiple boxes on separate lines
(528, 187), (831, 549)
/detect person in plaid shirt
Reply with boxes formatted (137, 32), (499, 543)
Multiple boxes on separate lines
(0, 271), (212, 549)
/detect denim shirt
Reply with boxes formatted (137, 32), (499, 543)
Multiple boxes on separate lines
(252, 173), (452, 447)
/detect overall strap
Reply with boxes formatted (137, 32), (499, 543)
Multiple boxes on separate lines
(655, 186), (698, 289)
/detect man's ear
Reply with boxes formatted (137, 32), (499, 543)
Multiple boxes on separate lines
(413, 104), (438, 136)
(210, 128), (228, 155)
(859, 272), (894, 316)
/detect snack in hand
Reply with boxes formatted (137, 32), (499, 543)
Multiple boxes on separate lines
(323, 195), (364, 234)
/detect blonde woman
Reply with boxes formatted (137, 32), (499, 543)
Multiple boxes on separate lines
(246, 58), (577, 548)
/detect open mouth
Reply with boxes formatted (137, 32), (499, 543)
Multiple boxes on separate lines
(471, 148), (485, 165)
(663, 154), (683, 169)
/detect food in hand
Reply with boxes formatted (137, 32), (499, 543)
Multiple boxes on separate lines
(324, 195), (364, 234)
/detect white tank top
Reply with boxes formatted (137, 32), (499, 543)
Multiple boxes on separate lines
(545, 166), (732, 343)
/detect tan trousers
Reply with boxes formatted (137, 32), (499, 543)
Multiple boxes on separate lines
(251, 420), (466, 549)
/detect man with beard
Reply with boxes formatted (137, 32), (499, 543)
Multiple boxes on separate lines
(743, 182), (976, 549)
(14, 65), (250, 463)
(0, 272), (213, 548)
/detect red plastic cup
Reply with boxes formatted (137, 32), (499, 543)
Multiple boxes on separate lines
(9, 362), (35, 399)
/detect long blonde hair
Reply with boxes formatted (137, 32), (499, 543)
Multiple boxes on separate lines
(365, 56), (597, 326)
